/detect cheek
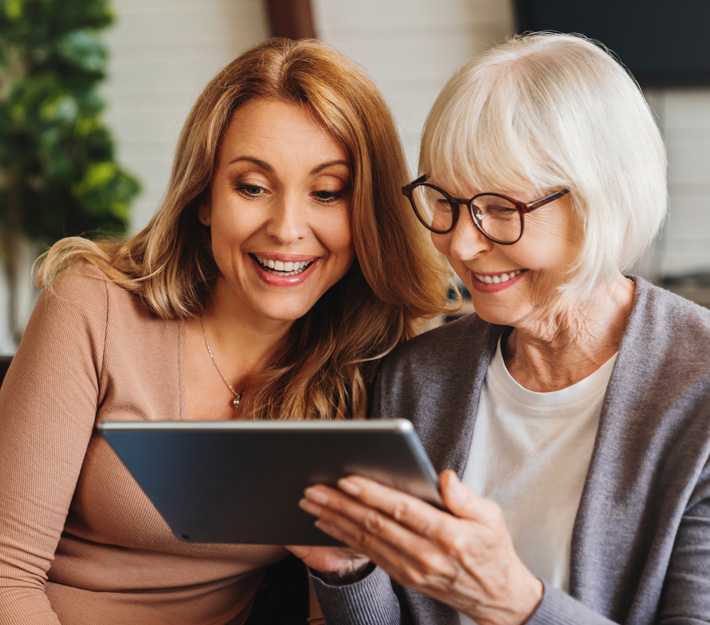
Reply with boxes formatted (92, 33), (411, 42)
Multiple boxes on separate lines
(524, 211), (581, 255)
(323, 222), (355, 286)
(321, 213), (355, 262)
(333, 236), (356, 279)
(430, 231), (449, 256)
(210, 205), (261, 248)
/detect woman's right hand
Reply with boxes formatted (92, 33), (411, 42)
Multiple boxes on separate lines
(297, 470), (543, 625)
(285, 544), (372, 584)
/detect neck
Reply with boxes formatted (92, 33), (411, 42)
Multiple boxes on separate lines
(201, 305), (291, 387)
(503, 273), (634, 392)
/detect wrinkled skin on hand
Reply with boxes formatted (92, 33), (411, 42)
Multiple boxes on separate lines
(296, 470), (543, 625)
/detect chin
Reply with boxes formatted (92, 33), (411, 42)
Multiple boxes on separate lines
(470, 300), (521, 328)
(258, 301), (316, 323)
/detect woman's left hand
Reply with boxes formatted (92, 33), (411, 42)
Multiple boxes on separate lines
(299, 470), (543, 625)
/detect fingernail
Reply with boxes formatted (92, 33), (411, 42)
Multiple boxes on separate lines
(315, 520), (330, 532)
(338, 477), (361, 496)
(299, 497), (322, 515)
(304, 486), (328, 505)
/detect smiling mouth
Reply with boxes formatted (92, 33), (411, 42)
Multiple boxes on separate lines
(473, 269), (525, 285)
(253, 255), (316, 276)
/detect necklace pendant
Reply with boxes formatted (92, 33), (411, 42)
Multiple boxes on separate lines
(201, 315), (243, 411)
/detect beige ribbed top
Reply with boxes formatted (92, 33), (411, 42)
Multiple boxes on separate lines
(0, 263), (320, 624)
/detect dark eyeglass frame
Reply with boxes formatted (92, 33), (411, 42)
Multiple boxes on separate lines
(401, 174), (570, 245)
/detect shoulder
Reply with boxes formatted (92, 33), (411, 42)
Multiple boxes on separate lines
(377, 313), (501, 385)
(612, 276), (710, 416)
(43, 260), (111, 301)
(33, 261), (115, 335)
(35, 260), (165, 353)
(625, 276), (710, 355)
(44, 260), (151, 318)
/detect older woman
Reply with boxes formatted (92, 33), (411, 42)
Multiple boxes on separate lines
(295, 33), (710, 624)
(0, 38), (450, 624)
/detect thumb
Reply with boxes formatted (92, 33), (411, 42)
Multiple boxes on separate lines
(440, 470), (481, 519)
(285, 545), (311, 559)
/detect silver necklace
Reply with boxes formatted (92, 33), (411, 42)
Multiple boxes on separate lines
(200, 315), (242, 408)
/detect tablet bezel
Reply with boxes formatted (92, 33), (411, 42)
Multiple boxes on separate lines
(98, 418), (443, 546)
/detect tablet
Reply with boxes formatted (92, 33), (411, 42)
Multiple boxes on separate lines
(97, 418), (443, 546)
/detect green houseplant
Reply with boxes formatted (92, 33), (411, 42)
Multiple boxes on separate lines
(0, 0), (139, 344)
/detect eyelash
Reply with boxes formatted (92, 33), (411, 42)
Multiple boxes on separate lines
(312, 190), (345, 205)
(235, 184), (265, 199)
(233, 184), (346, 205)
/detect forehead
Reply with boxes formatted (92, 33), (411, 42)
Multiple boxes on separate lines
(218, 98), (349, 167)
(428, 170), (542, 201)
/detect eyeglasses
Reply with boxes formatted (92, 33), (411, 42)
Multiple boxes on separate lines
(401, 174), (570, 245)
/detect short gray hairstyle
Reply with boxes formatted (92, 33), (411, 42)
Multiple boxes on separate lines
(420, 32), (668, 298)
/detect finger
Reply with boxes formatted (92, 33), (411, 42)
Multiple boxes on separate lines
(313, 505), (462, 593)
(286, 543), (366, 564)
(304, 483), (460, 569)
(303, 484), (433, 555)
(285, 544), (311, 559)
(335, 475), (455, 539)
(285, 543), (372, 582)
(439, 470), (504, 526)
(302, 480), (484, 576)
(301, 484), (349, 517)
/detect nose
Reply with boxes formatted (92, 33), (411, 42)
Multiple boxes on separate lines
(265, 193), (308, 244)
(436, 209), (493, 261)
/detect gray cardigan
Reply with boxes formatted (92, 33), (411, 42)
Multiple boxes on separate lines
(312, 277), (710, 624)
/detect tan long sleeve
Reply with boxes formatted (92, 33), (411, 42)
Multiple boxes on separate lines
(0, 264), (286, 624)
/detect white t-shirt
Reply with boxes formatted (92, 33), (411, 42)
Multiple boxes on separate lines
(458, 340), (615, 624)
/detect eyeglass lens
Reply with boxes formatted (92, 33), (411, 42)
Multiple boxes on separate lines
(410, 185), (522, 242)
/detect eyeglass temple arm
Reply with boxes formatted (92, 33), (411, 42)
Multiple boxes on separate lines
(404, 174), (428, 188)
(525, 188), (570, 212)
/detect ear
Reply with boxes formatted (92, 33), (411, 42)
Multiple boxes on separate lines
(198, 203), (211, 227)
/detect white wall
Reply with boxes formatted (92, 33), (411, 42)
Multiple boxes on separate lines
(102, 0), (271, 232)
(313, 0), (515, 175)
(648, 90), (710, 277)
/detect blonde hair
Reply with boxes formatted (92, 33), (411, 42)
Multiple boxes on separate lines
(36, 37), (451, 421)
(421, 32), (668, 298)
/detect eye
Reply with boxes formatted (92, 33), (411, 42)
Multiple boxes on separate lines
(434, 199), (453, 213)
(487, 204), (517, 216)
(312, 189), (345, 205)
(474, 195), (518, 219)
(235, 183), (266, 199)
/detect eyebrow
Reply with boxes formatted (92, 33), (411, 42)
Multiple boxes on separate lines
(310, 160), (350, 175)
(228, 157), (350, 176)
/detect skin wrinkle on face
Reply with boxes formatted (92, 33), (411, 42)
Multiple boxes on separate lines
(431, 185), (581, 336)
(425, 179), (637, 392)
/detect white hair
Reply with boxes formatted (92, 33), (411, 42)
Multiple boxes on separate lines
(420, 32), (668, 298)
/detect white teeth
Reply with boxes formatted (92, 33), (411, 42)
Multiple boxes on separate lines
(255, 256), (314, 276)
(473, 270), (522, 285)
